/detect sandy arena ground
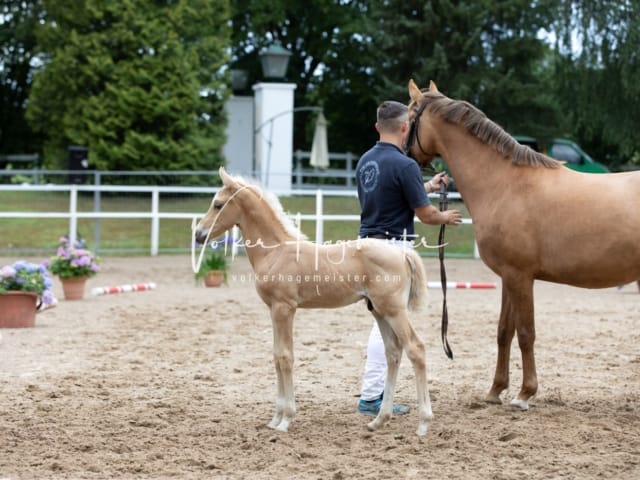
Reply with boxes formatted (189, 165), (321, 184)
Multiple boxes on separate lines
(0, 255), (639, 479)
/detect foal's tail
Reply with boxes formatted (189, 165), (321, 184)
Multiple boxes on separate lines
(405, 249), (427, 311)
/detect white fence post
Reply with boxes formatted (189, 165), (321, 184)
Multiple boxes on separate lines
(0, 185), (476, 256)
(150, 188), (160, 256)
(231, 225), (240, 258)
(69, 186), (78, 246)
(315, 189), (323, 244)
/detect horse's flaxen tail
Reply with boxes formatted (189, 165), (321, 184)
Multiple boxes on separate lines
(405, 249), (427, 310)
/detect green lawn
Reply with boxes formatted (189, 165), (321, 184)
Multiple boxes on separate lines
(0, 190), (475, 257)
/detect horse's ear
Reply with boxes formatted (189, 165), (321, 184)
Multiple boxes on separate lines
(428, 81), (439, 93)
(408, 79), (422, 102)
(218, 167), (238, 188)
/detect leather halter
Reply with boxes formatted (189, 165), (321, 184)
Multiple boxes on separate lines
(403, 98), (436, 166)
(404, 96), (454, 359)
(438, 182), (453, 360)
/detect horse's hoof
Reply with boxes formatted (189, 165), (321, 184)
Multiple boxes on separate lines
(485, 394), (502, 405)
(416, 421), (429, 436)
(510, 398), (529, 411)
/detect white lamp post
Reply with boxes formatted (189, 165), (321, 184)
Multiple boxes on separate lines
(259, 42), (292, 80)
(253, 42), (296, 193)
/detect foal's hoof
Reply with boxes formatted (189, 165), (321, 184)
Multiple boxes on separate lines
(509, 398), (529, 411)
(267, 420), (290, 432)
(268, 415), (282, 429)
(484, 395), (502, 405)
(268, 415), (292, 432)
(416, 421), (429, 437)
(367, 413), (390, 432)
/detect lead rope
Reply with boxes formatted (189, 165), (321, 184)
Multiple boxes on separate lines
(438, 182), (454, 359)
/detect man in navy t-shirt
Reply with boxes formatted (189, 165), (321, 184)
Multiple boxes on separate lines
(355, 100), (461, 416)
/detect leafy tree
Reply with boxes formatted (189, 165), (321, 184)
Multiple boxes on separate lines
(26, 0), (231, 176)
(364, 0), (562, 141)
(230, 0), (563, 157)
(553, 0), (640, 166)
(310, 1), (381, 155)
(230, 0), (373, 155)
(0, 0), (44, 156)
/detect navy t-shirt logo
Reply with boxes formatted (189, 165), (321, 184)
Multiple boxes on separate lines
(359, 160), (380, 193)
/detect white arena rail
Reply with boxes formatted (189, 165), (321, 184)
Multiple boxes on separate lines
(0, 185), (474, 256)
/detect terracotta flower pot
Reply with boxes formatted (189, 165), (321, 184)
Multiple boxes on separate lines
(0, 291), (38, 328)
(203, 271), (224, 287)
(61, 276), (88, 300)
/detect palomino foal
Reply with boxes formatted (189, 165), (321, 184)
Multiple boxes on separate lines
(194, 167), (433, 436)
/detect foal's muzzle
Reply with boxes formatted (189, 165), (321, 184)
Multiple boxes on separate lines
(194, 228), (209, 245)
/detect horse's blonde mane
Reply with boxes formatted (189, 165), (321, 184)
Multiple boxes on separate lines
(226, 173), (308, 240)
(421, 92), (560, 169)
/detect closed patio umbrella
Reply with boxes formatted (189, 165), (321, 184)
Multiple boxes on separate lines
(310, 111), (329, 169)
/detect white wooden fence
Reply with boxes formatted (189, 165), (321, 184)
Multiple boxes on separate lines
(0, 184), (474, 256)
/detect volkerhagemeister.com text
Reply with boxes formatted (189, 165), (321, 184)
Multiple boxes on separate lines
(228, 272), (402, 284)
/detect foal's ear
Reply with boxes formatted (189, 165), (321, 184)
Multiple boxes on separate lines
(428, 80), (439, 93)
(408, 79), (422, 102)
(218, 167), (239, 188)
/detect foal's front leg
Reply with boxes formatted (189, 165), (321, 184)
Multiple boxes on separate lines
(268, 302), (296, 431)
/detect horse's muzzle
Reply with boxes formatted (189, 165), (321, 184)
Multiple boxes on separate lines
(194, 229), (208, 245)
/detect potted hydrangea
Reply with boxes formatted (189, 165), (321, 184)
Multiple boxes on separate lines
(0, 260), (57, 328)
(46, 236), (100, 300)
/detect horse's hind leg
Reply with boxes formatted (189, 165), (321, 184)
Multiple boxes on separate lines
(403, 322), (432, 436)
(389, 310), (433, 436)
(366, 314), (402, 433)
(268, 302), (296, 431)
(369, 310), (432, 436)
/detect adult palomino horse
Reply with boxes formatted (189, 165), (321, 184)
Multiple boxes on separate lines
(194, 167), (433, 436)
(405, 79), (640, 410)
